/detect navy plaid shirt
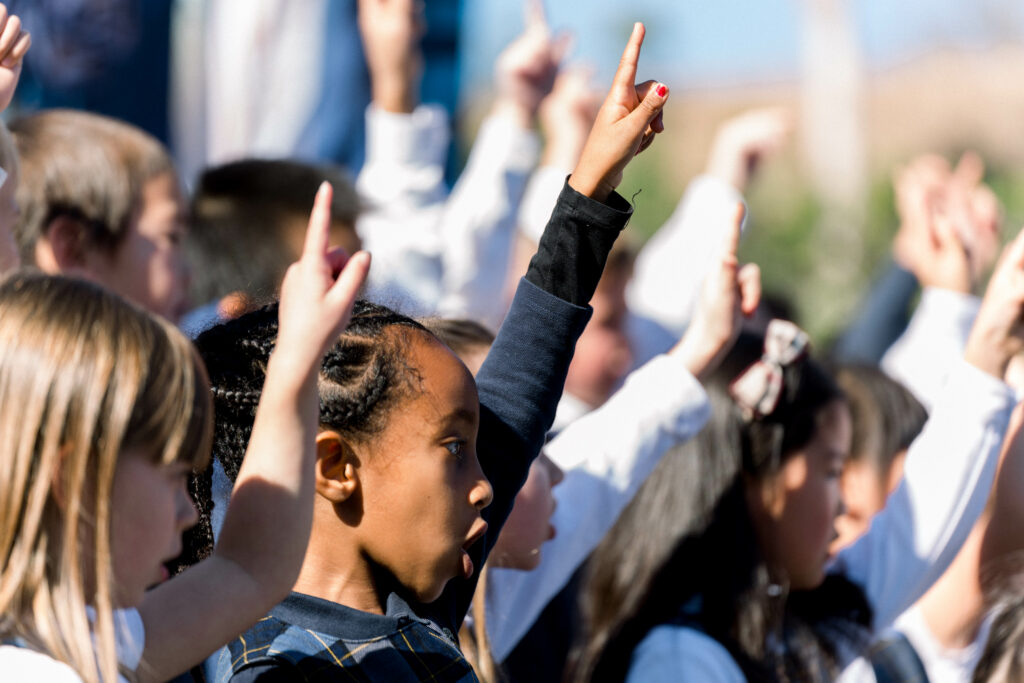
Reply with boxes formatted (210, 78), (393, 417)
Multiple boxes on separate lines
(203, 592), (478, 682)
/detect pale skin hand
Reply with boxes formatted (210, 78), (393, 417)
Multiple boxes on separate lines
(492, 0), (570, 129)
(135, 184), (371, 683)
(358, 0), (425, 114)
(672, 203), (761, 380)
(893, 152), (1002, 293)
(568, 22), (669, 202)
(964, 226), (1024, 381)
(705, 107), (792, 193)
(0, 5), (30, 114)
(892, 158), (972, 294)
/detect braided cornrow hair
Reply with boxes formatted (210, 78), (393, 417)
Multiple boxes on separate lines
(172, 299), (431, 573)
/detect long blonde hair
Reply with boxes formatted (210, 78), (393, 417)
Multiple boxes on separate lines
(0, 272), (212, 682)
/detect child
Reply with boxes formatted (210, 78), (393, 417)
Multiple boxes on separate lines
(184, 22), (669, 681)
(10, 109), (190, 322)
(0, 187), (371, 682)
(574, 224), (1024, 682)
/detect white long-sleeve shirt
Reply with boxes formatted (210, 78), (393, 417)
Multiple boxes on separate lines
(881, 287), (980, 410)
(356, 104), (539, 322)
(485, 353), (712, 662)
(626, 359), (1014, 682)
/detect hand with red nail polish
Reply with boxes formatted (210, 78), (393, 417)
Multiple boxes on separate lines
(568, 22), (669, 202)
(0, 4), (30, 114)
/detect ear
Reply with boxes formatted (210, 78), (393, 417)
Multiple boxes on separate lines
(37, 215), (89, 272)
(315, 430), (360, 504)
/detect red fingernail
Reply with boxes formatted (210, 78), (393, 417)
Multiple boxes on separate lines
(656, 85), (667, 97)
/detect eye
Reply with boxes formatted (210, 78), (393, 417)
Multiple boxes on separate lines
(444, 440), (465, 460)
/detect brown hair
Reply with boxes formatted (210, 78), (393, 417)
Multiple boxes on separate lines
(10, 109), (175, 262)
(0, 272), (212, 683)
(188, 158), (362, 305)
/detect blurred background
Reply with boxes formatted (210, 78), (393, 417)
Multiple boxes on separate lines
(11, 0), (1024, 341)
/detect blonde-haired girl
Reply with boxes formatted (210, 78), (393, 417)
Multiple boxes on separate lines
(0, 183), (370, 683)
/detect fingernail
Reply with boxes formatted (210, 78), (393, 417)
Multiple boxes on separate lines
(656, 85), (667, 98)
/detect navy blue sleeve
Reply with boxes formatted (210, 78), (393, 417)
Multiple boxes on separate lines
(426, 182), (632, 630)
(832, 260), (918, 365)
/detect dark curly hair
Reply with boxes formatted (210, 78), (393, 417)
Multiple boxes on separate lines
(171, 299), (431, 573)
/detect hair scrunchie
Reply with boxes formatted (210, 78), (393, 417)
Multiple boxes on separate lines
(729, 319), (810, 420)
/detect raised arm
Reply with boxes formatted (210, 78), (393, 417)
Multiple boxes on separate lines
(834, 225), (1024, 631)
(136, 185), (371, 682)
(436, 22), (670, 626)
(436, 0), (564, 325)
(627, 108), (789, 337)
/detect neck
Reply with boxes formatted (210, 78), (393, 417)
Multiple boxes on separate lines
(291, 501), (387, 615)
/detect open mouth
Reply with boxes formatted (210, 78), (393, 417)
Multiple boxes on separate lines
(459, 521), (488, 579)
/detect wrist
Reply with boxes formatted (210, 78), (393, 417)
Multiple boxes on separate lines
(491, 97), (536, 130)
(371, 77), (418, 114)
(964, 323), (1015, 380)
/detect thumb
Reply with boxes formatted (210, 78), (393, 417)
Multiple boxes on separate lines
(737, 263), (761, 317)
(626, 81), (668, 132)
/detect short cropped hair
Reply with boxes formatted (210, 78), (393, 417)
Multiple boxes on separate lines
(10, 109), (175, 263)
(187, 158), (362, 305)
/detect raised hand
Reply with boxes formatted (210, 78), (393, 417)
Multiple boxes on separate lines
(358, 0), (426, 113)
(0, 5), (30, 114)
(672, 203), (761, 379)
(276, 183), (371, 375)
(493, 0), (569, 128)
(705, 107), (792, 192)
(892, 156), (972, 293)
(568, 23), (669, 202)
(964, 227), (1024, 381)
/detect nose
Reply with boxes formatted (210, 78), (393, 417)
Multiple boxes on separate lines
(469, 462), (494, 511)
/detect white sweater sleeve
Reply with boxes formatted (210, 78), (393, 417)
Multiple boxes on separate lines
(880, 288), (980, 410)
(356, 104), (451, 314)
(627, 175), (745, 338)
(831, 359), (1014, 631)
(436, 114), (540, 329)
(486, 354), (710, 661)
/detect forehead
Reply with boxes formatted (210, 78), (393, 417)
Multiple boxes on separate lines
(403, 331), (479, 423)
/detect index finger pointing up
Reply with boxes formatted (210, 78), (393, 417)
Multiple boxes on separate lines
(612, 23), (645, 93)
(303, 182), (333, 259)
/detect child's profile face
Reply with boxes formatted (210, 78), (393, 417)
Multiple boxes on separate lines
(109, 450), (198, 607)
(746, 399), (851, 590)
(491, 453), (563, 570)
(355, 333), (492, 603)
(89, 172), (190, 322)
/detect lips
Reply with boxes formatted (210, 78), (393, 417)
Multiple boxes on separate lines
(459, 520), (488, 579)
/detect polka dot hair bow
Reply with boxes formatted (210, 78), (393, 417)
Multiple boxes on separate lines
(729, 319), (810, 420)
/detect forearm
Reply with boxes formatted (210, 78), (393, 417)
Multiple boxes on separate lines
(437, 114), (541, 326)
(215, 352), (319, 593)
(833, 359), (1013, 631)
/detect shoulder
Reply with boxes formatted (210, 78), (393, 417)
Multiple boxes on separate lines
(626, 625), (746, 683)
(0, 645), (84, 682)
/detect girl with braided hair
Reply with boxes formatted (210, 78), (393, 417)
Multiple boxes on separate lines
(182, 23), (670, 683)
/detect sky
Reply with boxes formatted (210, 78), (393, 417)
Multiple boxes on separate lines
(460, 0), (1024, 95)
